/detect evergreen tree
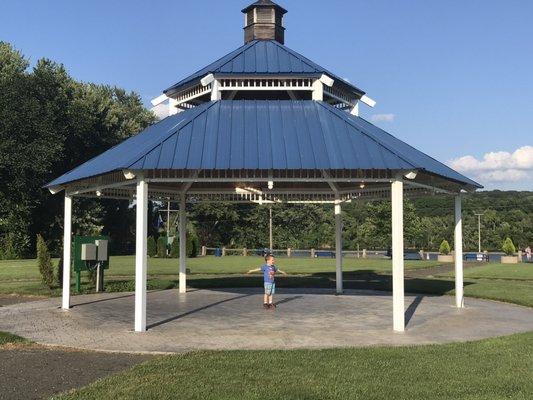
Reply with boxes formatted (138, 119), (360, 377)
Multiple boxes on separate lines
(36, 234), (54, 288)
(147, 236), (157, 258)
(157, 236), (167, 258)
(170, 238), (179, 258)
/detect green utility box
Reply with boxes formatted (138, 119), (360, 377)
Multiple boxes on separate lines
(73, 236), (110, 292)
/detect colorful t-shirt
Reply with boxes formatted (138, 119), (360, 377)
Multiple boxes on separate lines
(261, 264), (277, 284)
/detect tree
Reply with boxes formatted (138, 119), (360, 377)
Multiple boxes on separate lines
(36, 235), (54, 288)
(147, 236), (157, 258)
(502, 238), (516, 256)
(170, 238), (179, 258)
(56, 254), (63, 287)
(157, 236), (167, 258)
(0, 41), (155, 258)
(439, 240), (451, 255)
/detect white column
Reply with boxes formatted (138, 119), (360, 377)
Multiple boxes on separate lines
(211, 80), (221, 101)
(179, 196), (187, 294)
(454, 195), (464, 308)
(335, 198), (343, 294)
(312, 80), (324, 101)
(350, 102), (360, 116)
(135, 177), (148, 332)
(62, 194), (72, 310)
(391, 179), (405, 332)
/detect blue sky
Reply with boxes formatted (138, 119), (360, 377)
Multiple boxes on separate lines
(1, 0), (532, 190)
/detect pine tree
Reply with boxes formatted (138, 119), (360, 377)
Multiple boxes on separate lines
(36, 234), (54, 288)
(170, 238), (179, 258)
(439, 240), (451, 255)
(157, 236), (167, 258)
(147, 236), (157, 258)
(502, 238), (516, 256)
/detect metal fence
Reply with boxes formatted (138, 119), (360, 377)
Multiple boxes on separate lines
(201, 246), (529, 263)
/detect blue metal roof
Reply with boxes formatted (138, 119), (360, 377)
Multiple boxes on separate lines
(47, 101), (481, 189)
(164, 40), (365, 97)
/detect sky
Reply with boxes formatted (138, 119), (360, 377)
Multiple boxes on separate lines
(1, 0), (532, 191)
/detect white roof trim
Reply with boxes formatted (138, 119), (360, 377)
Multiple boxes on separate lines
(151, 94), (169, 106)
(360, 95), (376, 108)
(200, 74), (215, 87)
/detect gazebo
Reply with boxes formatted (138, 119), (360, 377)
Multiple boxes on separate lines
(46, 0), (481, 333)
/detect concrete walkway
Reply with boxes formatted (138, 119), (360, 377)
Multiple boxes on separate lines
(1, 288), (532, 353)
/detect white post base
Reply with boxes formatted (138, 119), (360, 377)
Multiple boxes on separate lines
(62, 194), (72, 310)
(134, 178), (148, 332)
(454, 195), (464, 308)
(391, 179), (405, 332)
(179, 196), (187, 294)
(335, 198), (343, 294)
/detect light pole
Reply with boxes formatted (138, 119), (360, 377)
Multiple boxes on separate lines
(474, 213), (484, 253)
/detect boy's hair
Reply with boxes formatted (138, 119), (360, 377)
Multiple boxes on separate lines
(265, 254), (274, 262)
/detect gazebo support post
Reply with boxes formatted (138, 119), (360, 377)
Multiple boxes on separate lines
(134, 177), (148, 332)
(62, 193), (72, 310)
(179, 196), (187, 294)
(454, 195), (464, 308)
(335, 197), (343, 294)
(391, 179), (405, 332)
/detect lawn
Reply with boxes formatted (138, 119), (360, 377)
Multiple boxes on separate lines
(0, 331), (28, 346)
(1, 256), (533, 308)
(54, 332), (533, 400)
(0, 256), (438, 295)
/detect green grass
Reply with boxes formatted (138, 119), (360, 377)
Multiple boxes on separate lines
(0, 331), (28, 346)
(55, 332), (533, 400)
(0, 256), (438, 295)
(2, 257), (533, 308)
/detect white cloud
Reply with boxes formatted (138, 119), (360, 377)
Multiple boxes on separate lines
(449, 146), (533, 184)
(371, 113), (395, 123)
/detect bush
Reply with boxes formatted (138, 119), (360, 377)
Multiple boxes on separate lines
(188, 233), (200, 258)
(0, 233), (18, 260)
(36, 234), (54, 288)
(439, 240), (451, 255)
(170, 237), (179, 258)
(502, 238), (516, 256)
(157, 236), (167, 258)
(147, 236), (157, 258)
(168, 232), (199, 258)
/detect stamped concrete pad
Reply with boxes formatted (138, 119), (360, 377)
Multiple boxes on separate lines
(0, 288), (532, 353)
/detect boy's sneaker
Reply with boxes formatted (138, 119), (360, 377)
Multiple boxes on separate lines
(263, 303), (270, 309)
(269, 303), (276, 309)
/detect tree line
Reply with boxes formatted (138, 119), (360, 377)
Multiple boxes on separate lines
(1, 42), (531, 258)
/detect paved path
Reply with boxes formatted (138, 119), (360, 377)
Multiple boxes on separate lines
(0, 346), (152, 400)
(1, 288), (532, 353)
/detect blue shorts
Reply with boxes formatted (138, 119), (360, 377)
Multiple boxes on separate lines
(264, 282), (275, 295)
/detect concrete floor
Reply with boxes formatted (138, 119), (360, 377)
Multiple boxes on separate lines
(1, 288), (532, 353)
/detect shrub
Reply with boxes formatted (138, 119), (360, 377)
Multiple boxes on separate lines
(188, 233), (200, 258)
(147, 236), (157, 258)
(56, 255), (63, 286)
(157, 236), (167, 258)
(170, 237), (179, 258)
(502, 238), (516, 256)
(439, 240), (451, 255)
(36, 234), (54, 288)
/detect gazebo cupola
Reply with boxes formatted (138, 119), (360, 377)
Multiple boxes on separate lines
(151, 0), (376, 117)
(242, 0), (287, 44)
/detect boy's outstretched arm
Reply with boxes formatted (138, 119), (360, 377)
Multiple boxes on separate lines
(277, 269), (288, 276)
(246, 268), (261, 274)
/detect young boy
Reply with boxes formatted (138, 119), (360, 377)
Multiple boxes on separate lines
(247, 254), (287, 309)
